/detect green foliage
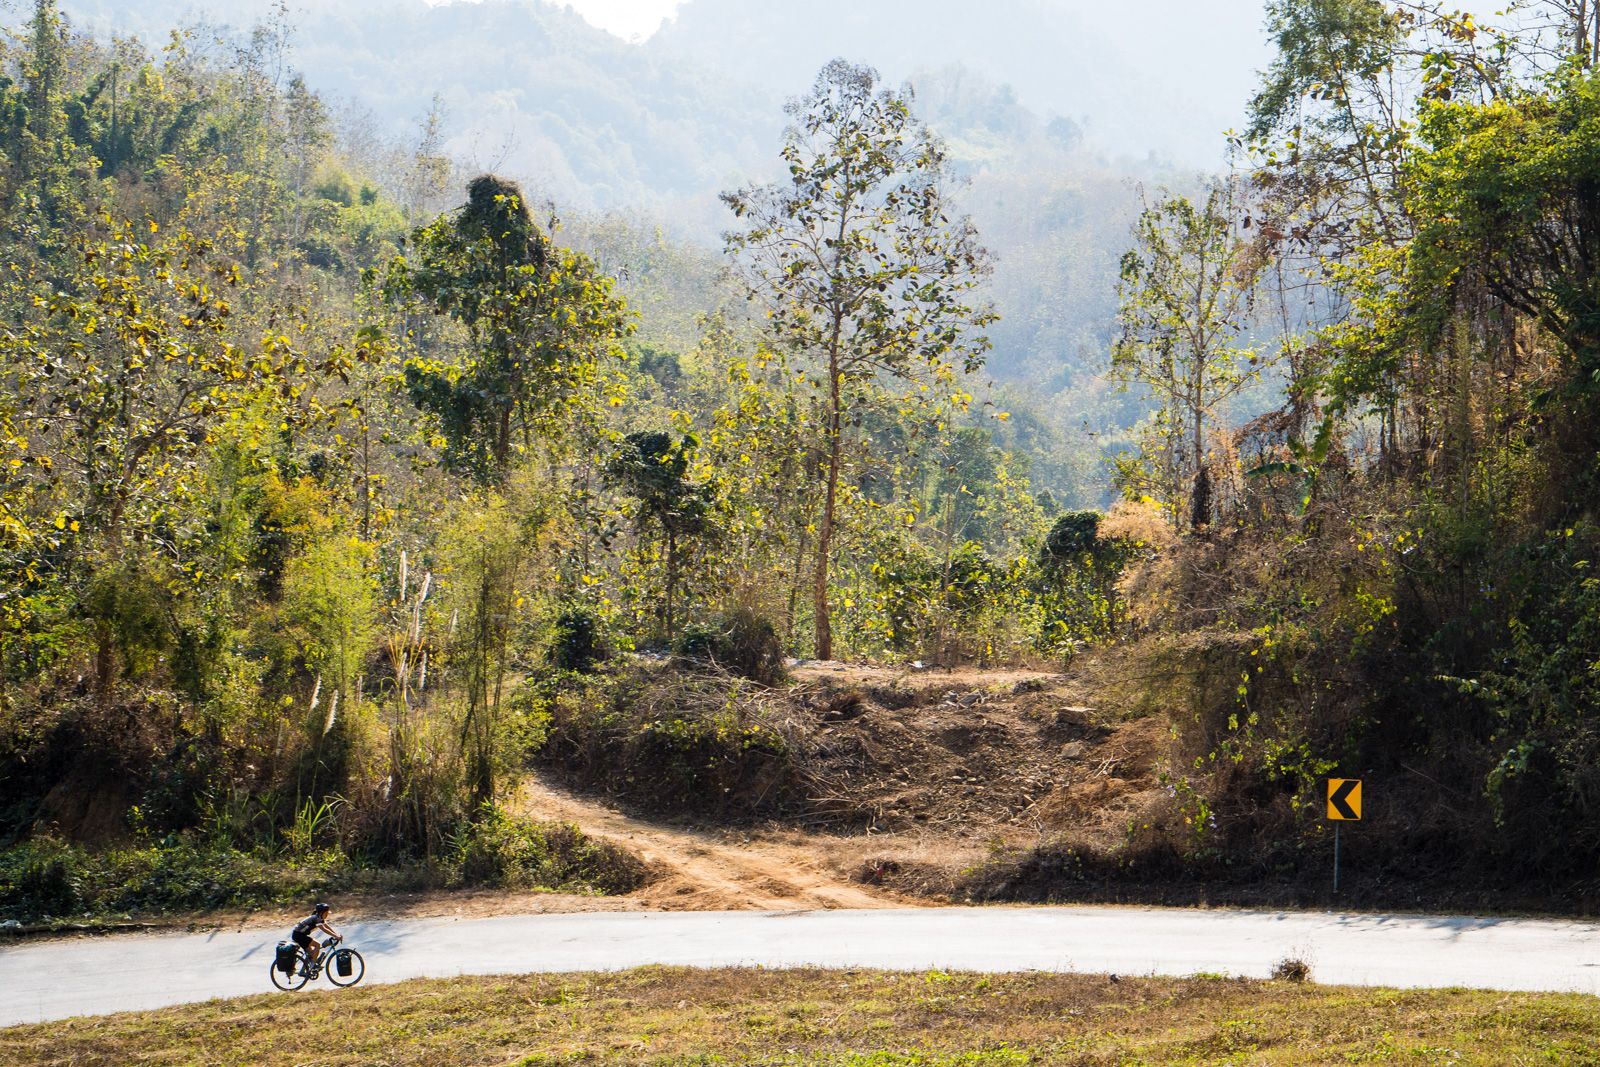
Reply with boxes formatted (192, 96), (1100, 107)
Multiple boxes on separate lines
(78, 564), (172, 680)
(1113, 179), (1263, 526)
(605, 430), (716, 637)
(282, 797), (343, 859)
(851, 533), (1041, 665)
(1249, 0), (1405, 142)
(1035, 511), (1131, 651)
(0, 836), (346, 922)
(1411, 69), (1600, 385)
(1040, 511), (1102, 561)
(277, 534), (379, 697)
(627, 709), (791, 813)
(723, 59), (996, 659)
(447, 805), (645, 893)
(548, 606), (609, 673)
(441, 494), (533, 810)
(388, 175), (631, 479)
(537, 667), (798, 817)
(1440, 524), (1600, 869)
(0, 812), (645, 921)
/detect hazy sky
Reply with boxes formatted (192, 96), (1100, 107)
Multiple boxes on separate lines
(562, 0), (681, 39)
(422, 0), (684, 39)
(482, 0), (1276, 48)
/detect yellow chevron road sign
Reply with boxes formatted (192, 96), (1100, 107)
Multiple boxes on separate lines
(1327, 778), (1362, 821)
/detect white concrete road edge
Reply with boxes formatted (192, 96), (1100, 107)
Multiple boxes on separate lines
(3, 905), (1599, 1026)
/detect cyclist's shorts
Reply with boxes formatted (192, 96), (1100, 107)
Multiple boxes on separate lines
(291, 930), (314, 950)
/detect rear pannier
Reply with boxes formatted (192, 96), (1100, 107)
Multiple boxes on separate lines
(275, 941), (298, 975)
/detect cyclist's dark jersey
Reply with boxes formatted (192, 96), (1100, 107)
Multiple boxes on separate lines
(293, 914), (323, 938)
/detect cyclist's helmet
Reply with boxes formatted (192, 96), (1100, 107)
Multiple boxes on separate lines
(314, 902), (330, 915)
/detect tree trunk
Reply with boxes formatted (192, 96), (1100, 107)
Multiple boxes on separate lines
(1190, 463), (1212, 533)
(494, 402), (512, 474)
(664, 527), (677, 638)
(785, 523), (810, 648)
(94, 501), (126, 706)
(94, 620), (115, 706)
(1190, 384), (1209, 531)
(814, 361), (843, 661)
(360, 423), (372, 541)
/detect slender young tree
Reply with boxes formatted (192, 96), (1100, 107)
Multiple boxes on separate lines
(1113, 179), (1263, 529)
(604, 430), (714, 639)
(722, 60), (994, 659)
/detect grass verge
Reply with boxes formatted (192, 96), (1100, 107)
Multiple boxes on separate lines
(3, 967), (1598, 1065)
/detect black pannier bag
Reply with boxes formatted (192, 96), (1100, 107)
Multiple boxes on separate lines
(335, 950), (353, 977)
(275, 941), (297, 974)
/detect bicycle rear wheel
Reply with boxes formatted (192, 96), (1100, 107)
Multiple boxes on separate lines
(326, 948), (365, 987)
(269, 957), (309, 991)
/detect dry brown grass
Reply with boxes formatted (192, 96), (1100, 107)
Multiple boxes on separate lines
(4, 967), (1598, 1066)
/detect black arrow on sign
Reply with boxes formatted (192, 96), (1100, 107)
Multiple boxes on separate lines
(1329, 779), (1360, 820)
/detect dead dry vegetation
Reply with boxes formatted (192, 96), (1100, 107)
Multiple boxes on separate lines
(521, 635), (1594, 916)
(774, 657), (1177, 903)
(6, 967), (1597, 1066)
(516, 651), (1191, 913)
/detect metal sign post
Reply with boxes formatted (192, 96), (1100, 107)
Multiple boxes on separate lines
(1327, 778), (1362, 894)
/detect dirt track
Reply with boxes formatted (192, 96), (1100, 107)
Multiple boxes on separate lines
(515, 775), (897, 911)
(503, 659), (1166, 912)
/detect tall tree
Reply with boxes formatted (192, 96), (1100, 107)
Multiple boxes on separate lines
(389, 175), (631, 480)
(722, 60), (994, 659)
(444, 497), (525, 814)
(1409, 69), (1600, 382)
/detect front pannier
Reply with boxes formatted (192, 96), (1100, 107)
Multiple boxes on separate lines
(335, 949), (353, 977)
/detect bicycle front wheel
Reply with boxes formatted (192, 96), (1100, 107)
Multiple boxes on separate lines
(269, 959), (309, 991)
(326, 948), (365, 987)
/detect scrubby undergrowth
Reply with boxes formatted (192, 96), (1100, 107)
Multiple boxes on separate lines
(529, 664), (807, 820)
(0, 809), (646, 926)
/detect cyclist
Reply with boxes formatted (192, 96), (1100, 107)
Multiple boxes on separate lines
(290, 902), (341, 976)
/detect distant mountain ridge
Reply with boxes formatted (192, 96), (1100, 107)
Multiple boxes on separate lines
(59, 0), (1264, 213)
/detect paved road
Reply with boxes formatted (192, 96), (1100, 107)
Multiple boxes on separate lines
(3, 905), (1599, 1026)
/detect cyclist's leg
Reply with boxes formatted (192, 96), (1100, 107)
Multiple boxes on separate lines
(293, 933), (315, 974)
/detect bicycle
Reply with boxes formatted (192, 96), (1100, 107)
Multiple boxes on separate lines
(270, 934), (365, 991)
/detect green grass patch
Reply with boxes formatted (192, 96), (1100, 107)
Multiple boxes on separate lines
(3, 967), (1599, 1065)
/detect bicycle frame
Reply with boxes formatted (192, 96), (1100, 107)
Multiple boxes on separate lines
(301, 935), (342, 976)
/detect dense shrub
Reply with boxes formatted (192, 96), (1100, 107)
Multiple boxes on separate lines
(537, 666), (800, 817)
(0, 813), (650, 923)
(845, 532), (1047, 666)
(627, 712), (791, 810)
(448, 805), (646, 893)
(674, 605), (786, 685)
(549, 606), (609, 673)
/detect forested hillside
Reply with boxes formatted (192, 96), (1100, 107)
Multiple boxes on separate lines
(4, 0), (1600, 925)
(58, 0), (1242, 475)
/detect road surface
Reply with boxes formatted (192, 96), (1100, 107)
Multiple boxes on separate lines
(3, 905), (1598, 1026)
